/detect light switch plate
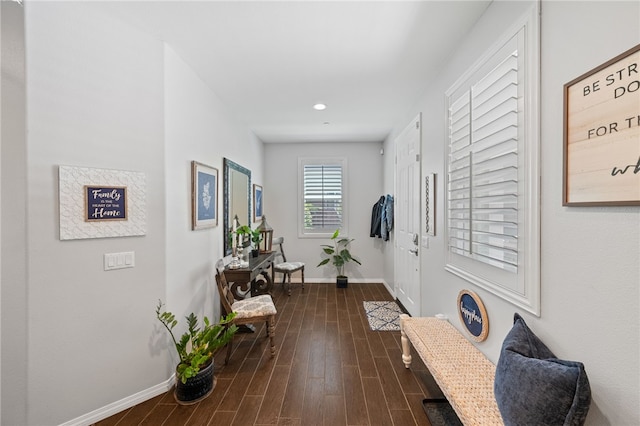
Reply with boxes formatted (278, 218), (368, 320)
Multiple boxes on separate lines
(421, 236), (429, 248)
(104, 251), (135, 271)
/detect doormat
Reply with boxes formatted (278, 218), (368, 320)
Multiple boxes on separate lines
(422, 398), (463, 426)
(363, 301), (404, 331)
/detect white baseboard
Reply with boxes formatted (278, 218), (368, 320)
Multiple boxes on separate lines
(276, 278), (395, 298)
(59, 375), (174, 426)
(382, 280), (395, 298)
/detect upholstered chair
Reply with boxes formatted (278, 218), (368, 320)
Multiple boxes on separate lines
(215, 260), (277, 364)
(271, 237), (305, 296)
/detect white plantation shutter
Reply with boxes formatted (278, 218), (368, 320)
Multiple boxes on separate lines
(470, 51), (519, 272)
(447, 52), (519, 272)
(445, 7), (540, 316)
(299, 158), (346, 235)
(448, 92), (473, 257)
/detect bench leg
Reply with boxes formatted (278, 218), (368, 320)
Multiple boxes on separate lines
(399, 314), (412, 368)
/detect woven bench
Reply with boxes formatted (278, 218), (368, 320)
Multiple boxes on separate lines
(400, 315), (504, 426)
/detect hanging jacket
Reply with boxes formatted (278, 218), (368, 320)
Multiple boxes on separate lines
(370, 196), (385, 238)
(381, 194), (394, 241)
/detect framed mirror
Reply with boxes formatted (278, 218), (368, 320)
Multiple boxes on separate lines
(223, 158), (251, 255)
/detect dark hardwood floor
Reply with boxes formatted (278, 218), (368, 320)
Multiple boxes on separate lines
(94, 282), (442, 426)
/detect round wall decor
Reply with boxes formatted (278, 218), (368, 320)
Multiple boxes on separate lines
(457, 289), (489, 342)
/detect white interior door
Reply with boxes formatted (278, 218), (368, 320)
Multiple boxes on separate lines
(394, 114), (421, 316)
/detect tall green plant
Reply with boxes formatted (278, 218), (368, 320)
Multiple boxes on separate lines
(317, 229), (361, 277)
(156, 301), (238, 383)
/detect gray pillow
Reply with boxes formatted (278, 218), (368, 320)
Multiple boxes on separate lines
(494, 313), (591, 426)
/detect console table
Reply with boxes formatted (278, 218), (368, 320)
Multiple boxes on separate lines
(224, 251), (275, 300)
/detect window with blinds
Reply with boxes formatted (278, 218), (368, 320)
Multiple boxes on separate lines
(445, 4), (540, 316)
(299, 158), (346, 235)
(448, 51), (519, 273)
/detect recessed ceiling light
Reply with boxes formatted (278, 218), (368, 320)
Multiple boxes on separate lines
(323, 122), (330, 125)
(313, 103), (327, 111)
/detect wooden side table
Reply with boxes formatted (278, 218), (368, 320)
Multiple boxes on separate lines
(224, 251), (275, 300)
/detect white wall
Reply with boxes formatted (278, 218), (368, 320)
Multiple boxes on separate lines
(164, 43), (264, 356)
(0, 2), (264, 425)
(384, 1), (640, 425)
(539, 3), (638, 423)
(1, 2), (27, 425)
(382, 132), (397, 287)
(23, 3), (167, 425)
(264, 142), (386, 283)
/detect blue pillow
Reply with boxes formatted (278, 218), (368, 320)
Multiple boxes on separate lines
(494, 313), (591, 426)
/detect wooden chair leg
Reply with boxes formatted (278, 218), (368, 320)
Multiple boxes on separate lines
(287, 273), (292, 296)
(301, 268), (305, 291)
(268, 317), (276, 357)
(280, 273), (287, 293)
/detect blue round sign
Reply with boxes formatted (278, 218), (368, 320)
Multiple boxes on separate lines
(457, 290), (489, 341)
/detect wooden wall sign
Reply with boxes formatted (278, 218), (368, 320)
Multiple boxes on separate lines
(457, 289), (489, 342)
(563, 44), (640, 206)
(84, 186), (127, 221)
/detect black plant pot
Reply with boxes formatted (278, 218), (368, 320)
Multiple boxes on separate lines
(251, 249), (259, 258)
(174, 358), (216, 405)
(336, 276), (348, 288)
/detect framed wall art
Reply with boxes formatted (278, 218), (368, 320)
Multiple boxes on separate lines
(192, 161), (218, 230)
(85, 186), (127, 222)
(253, 184), (263, 222)
(563, 43), (640, 206)
(59, 165), (146, 240)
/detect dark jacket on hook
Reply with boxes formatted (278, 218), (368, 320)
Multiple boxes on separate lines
(370, 196), (385, 238)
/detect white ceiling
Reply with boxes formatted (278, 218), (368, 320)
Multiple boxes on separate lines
(98, 1), (491, 143)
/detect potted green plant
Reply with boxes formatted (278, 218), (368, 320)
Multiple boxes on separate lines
(234, 225), (252, 248)
(155, 300), (238, 404)
(236, 225), (262, 257)
(236, 225), (263, 257)
(250, 228), (263, 257)
(317, 228), (362, 288)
